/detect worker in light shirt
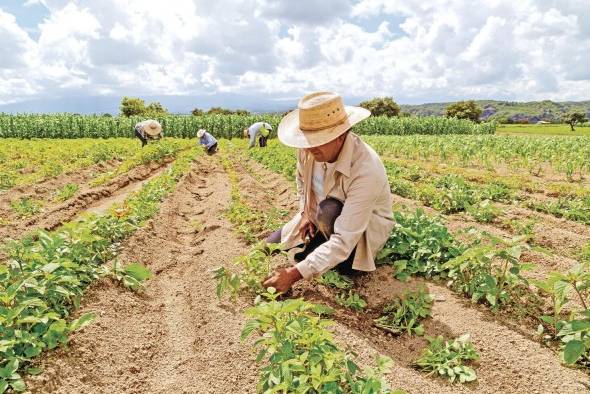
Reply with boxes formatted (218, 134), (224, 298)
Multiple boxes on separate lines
(244, 122), (272, 148)
(197, 129), (218, 155)
(263, 91), (394, 292)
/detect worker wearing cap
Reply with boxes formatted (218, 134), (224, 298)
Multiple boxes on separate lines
(197, 129), (218, 155)
(244, 122), (272, 148)
(263, 92), (394, 293)
(134, 120), (162, 147)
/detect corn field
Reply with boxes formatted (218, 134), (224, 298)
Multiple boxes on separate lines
(0, 113), (496, 139)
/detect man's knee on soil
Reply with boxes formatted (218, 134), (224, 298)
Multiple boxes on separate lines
(316, 198), (343, 238)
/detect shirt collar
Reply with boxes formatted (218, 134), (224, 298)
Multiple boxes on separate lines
(333, 132), (354, 177)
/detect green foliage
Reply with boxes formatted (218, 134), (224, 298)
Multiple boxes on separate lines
(242, 289), (394, 393)
(213, 243), (283, 300)
(374, 287), (433, 336)
(120, 96), (146, 117)
(54, 183), (79, 202)
(10, 197), (43, 218)
(359, 97), (401, 117)
(377, 209), (464, 281)
(191, 108), (204, 116)
(414, 334), (479, 383)
(111, 261), (153, 291)
(532, 262), (590, 366)
(335, 291), (368, 311)
(445, 100), (483, 122)
(467, 200), (500, 223)
(562, 111), (587, 131)
(442, 236), (535, 309)
(317, 270), (353, 290)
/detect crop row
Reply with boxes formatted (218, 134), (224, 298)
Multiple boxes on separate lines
(0, 114), (495, 139)
(0, 139), (138, 192)
(0, 148), (199, 392)
(242, 139), (590, 225)
(365, 134), (590, 180)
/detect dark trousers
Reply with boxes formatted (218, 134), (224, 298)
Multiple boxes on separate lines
(259, 135), (268, 147)
(207, 142), (218, 155)
(266, 198), (357, 275)
(134, 128), (147, 147)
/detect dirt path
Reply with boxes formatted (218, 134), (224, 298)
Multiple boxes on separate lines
(26, 156), (259, 393)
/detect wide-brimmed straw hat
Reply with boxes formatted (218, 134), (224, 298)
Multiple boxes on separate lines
(278, 92), (370, 148)
(144, 120), (162, 137)
(197, 129), (206, 138)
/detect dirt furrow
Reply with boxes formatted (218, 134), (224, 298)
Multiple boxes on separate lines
(0, 159), (174, 245)
(26, 157), (259, 393)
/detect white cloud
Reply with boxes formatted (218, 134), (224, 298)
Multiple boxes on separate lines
(0, 0), (589, 108)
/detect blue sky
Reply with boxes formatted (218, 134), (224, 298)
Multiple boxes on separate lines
(1, 0), (589, 113)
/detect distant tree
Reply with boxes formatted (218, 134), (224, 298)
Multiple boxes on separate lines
(234, 109), (250, 116)
(102, 113), (113, 117)
(207, 107), (233, 115)
(120, 96), (146, 117)
(191, 108), (204, 116)
(359, 97), (400, 117)
(145, 101), (168, 115)
(562, 111), (587, 131)
(399, 111), (412, 118)
(445, 100), (482, 122)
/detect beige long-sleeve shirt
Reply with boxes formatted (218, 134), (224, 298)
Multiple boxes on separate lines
(280, 132), (394, 280)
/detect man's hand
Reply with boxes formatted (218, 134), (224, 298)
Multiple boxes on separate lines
(262, 266), (303, 293)
(298, 217), (315, 243)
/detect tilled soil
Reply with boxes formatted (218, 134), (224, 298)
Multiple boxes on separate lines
(0, 159), (174, 245)
(25, 154), (590, 394)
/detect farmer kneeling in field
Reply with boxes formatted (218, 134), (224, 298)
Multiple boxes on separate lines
(134, 119), (163, 147)
(197, 129), (218, 155)
(263, 92), (394, 293)
(244, 121), (272, 148)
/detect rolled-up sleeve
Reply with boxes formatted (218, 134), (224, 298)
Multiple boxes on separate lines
(295, 171), (385, 280)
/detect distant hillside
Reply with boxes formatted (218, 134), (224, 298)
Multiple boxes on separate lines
(400, 100), (590, 123)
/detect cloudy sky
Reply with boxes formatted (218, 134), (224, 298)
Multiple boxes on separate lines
(1, 0), (589, 112)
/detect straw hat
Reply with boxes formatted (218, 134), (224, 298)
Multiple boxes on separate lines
(278, 92), (370, 148)
(144, 120), (162, 137)
(197, 129), (206, 138)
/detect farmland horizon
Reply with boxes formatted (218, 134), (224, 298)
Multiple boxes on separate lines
(1, 94), (590, 115)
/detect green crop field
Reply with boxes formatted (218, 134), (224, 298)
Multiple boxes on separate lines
(1, 118), (589, 393)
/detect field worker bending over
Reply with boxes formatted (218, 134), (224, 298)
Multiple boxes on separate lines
(244, 121), (272, 148)
(263, 92), (394, 293)
(197, 129), (218, 155)
(134, 120), (162, 147)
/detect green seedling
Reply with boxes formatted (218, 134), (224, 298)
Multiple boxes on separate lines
(335, 290), (367, 311)
(54, 183), (79, 202)
(111, 261), (153, 291)
(316, 270), (353, 290)
(467, 199), (500, 223)
(242, 288), (393, 393)
(10, 197), (43, 218)
(414, 334), (479, 383)
(374, 287), (433, 336)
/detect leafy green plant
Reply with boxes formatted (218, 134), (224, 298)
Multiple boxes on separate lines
(111, 261), (153, 291)
(242, 288), (394, 393)
(10, 197), (43, 218)
(414, 334), (479, 383)
(213, 243), (284, 300)
(442, 236), (535, 309)
(467, 199), (500, 223)
(54, 183), (79, 202)
(335, 291), (367, 311)
(316, 270), (353, 290)
(374, 287), (433, 336)
(378, 209), (464, 281)
(532, 262), (590, 365)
